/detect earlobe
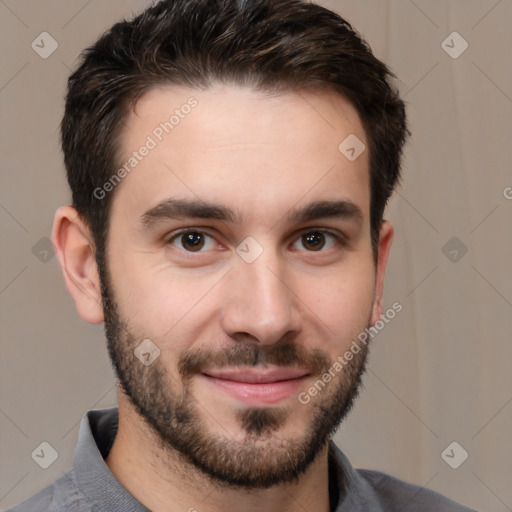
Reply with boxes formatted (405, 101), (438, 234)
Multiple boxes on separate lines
(51, 206), (104, 324)
(370, 220), (394, 326)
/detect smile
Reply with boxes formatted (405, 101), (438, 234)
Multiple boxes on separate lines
(200, 367), (310, 406)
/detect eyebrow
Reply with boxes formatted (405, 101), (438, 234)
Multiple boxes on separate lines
(139, 198), (236, 227)
(287, 199), (363, 226)
(138, 198), (364, 229)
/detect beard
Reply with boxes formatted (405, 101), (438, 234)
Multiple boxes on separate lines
(99, 265), (370, 490)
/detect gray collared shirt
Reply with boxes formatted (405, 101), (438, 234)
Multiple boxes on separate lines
(7, 407), (476, 511)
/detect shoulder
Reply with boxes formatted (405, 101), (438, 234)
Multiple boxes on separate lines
(5, 471), (84, 512)
(356, 469), (478, 511)
(328, 442), (477, 511)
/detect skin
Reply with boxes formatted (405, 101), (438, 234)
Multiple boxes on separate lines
(52, 84), (394, 512)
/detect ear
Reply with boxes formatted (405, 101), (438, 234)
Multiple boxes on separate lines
(370, 220), (394, 326)
(51, 206), (104, 324)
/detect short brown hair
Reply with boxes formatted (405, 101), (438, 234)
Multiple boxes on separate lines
(61, 0), (409, 270)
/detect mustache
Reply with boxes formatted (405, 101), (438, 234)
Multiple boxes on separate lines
(179, 341), (331, 380)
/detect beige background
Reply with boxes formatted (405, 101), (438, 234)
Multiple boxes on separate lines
(1, 1), (511, 510)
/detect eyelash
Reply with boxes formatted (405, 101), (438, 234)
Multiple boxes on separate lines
(166, 228), (345, 254)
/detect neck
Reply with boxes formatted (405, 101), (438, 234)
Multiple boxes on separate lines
(105, 392), (331, 512)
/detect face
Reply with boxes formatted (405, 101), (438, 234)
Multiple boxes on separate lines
(99, 84), (390, 489)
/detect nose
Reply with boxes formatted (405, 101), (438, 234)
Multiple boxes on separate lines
(220, 250), (302, 346)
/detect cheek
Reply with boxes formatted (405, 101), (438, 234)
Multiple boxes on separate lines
(110, 257), (222, 348)
(297, 262), (376, 345)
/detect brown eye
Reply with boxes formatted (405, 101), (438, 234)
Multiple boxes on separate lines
(168, 230), (222, 257)
(173, 231), (205, 252)
(181, 232), (205, 251)
(291, 230), (339, 252)
(302, 232), (326, 251)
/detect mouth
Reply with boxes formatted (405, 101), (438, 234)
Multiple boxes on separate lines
(199, 366), (310, 406)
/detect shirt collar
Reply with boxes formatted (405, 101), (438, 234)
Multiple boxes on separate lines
(72, 407), (372, 512)
(72, 407), (149, 511)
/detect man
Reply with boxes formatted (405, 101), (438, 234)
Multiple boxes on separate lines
(8, 0), (476, 511)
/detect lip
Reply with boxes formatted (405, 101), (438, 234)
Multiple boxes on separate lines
(200, 366), (310, 406)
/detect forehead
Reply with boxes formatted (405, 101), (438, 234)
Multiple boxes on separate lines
(112, 84), (370, 226)
(129, 84), (366, 152)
